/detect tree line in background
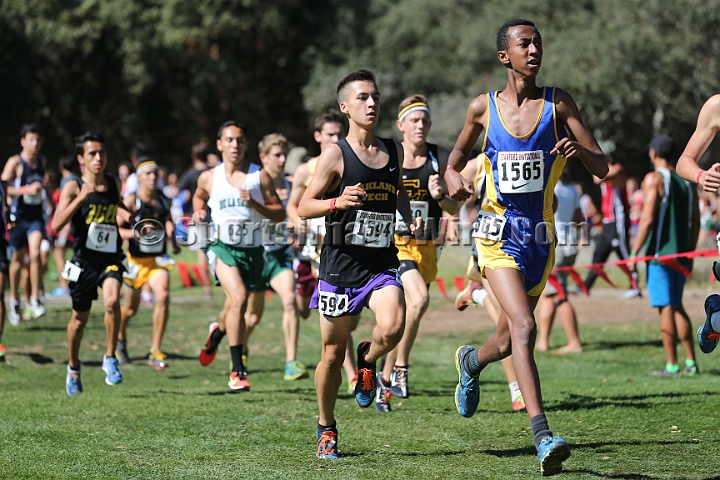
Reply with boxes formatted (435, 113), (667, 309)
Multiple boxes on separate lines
(2, 0), (719, 182)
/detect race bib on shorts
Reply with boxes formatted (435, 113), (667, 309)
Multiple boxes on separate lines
(61, 261), (83, 282)
(122, 260), (139, 280)
(86, 223), (118, 253)
(23, 192), (42, 205)
(472, 210), (507, 243)
(351, 210), (394, 248)
(155, 254), (176, 268)
(497, 151), (544, 193)
(219, 219), (259, 247)
(318, 291), (350, 317)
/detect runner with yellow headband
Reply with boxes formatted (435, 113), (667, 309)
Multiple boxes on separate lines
(375, 94), (458, 411)
(116, 157), (181, 370)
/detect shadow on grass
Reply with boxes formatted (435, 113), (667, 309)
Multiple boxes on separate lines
(483, 439), (695, 459)
(564, 469), (658, 479)
(15, 352), (54, 364)
(547, 391), (715, 411)
(588, 339), (663, 350)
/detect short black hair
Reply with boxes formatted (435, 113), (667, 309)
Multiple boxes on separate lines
(59, 155), (80, 175)
(336, 69), (377, 104)
(217, 120), (247, 139)
(20, 123), (43, 139)
(132, 142), (150, 158)
(75, 131), (106, 156)
(497, 19), (537, 51)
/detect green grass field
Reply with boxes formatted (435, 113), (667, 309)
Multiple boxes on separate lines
(2, 283), (720, 479)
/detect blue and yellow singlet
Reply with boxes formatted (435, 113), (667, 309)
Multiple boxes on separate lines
(474, 86), (567, 295)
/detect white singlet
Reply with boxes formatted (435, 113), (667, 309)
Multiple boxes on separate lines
(207, 166), (265, 248)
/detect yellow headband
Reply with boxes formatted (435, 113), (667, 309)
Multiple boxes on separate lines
(398, 102), (430, 121)
(136, 160), (158, 175)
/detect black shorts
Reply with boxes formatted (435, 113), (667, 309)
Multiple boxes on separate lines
(0, 238), (8, 276)
(397, 260), (430, 289)
(68, 255), (125, 312)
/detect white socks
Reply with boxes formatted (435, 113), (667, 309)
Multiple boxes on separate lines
(509, 381), (522, 402)
(472, 288), (488, 306)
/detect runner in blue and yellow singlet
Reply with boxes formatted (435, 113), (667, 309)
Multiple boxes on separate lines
(443, 19), (609, 476)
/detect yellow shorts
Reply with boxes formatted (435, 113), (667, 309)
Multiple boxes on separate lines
(395, 236), (438, 285)
(122, 253), (174, 290)
(466, 255), (484, 283)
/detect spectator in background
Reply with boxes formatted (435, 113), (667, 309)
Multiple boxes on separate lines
(163, 172), (185, 223)
(628, 134), (699, 377)
(124, 143), (165, 198)
(118, 162), (133, 198)
(583, 159), (640, 298)
(537, 166), (583, 353)
(697, 190), (717, 249)
(627, 177), (644, 239)
(178, 142), (212, 298)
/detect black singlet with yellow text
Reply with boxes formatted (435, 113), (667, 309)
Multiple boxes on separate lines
(71, 174), (123, 262)
(398, 143), (443, 240)
(128, 192), (170, 258)
(319, 137), (400, 287)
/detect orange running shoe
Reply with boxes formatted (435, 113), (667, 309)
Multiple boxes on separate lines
(228, 371), (251, 391)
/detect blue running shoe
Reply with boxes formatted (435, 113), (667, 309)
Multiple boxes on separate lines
(102, 355), (123, 385)
(316, 428), (339, 459)
(454, 345), (479, 418)
(699, 294), (720, 354)
(354, 342), (376, 408)
(537, 435), (571, 476)
(66, 364), (83, 396)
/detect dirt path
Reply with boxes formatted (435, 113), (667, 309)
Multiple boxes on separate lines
(418, 288), (712, 336)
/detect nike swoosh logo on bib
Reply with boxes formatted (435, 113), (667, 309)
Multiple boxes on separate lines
(512, 182), (529, 190)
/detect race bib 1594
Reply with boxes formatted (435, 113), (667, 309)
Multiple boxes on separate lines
(351, 210), (394, 248)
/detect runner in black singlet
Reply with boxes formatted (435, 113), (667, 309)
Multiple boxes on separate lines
(299, 69), (417, 459)
(52, 132), (134, 396)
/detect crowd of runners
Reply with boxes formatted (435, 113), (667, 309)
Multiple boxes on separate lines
(2, 17), (720, 476)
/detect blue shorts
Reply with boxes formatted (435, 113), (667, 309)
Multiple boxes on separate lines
(475, 207), (555, 296)
(310, 269), (403, 318)
(9, 219), (45, 250)
(647, 262), (686, 307)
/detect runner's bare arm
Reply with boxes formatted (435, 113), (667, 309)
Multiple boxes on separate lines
(677, 95), (720, 193)
(51, 180), (91, 231)
(446, 95), (488, 201)
(248, 169), (285, 223)
(299, 144), (360, 219)
(630, 172), (660, 259)
(192, 170), (212, 223)
(286, 162), (309, 232)
(117, 194), (137, 240)
(554, 89), (608, 179)
(166, 211), (181, 254)
(1, 156), (25, 196)
(433, 145), (459, 215)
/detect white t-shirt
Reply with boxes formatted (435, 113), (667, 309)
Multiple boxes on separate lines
(554, 180), (580, 245)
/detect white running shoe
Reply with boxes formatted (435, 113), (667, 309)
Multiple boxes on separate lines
(8, 303), (21, 326)
(31, 298), (46, 318)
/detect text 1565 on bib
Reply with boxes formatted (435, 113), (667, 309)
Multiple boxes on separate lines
(497, 151), (544, 194)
